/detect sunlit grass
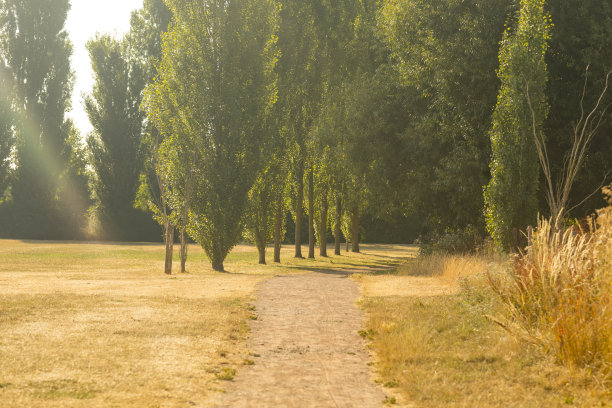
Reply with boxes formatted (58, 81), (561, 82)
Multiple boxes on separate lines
(0, 240), (411, 407)
(358, 252), (612, 407)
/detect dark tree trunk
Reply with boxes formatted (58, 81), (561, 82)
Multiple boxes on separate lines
(351, 203), (360, 253)
(334, 196), (342, 255)
(320, 191), (328, 257)
(273, 193), (283, 263)
(294, 163), (304, 258)
(308, 169), (315, 259)
(211, 258), (224, 272)
(181, 163), (193, 273)
(257, 241), (266, 265)
(255, 228), (266, 265)
(164, 223), (174, 275)
(180, 228), (188, 273)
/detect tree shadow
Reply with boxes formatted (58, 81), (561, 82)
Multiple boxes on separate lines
(280, 263), (398, 277)
(18, 239), (160, 246)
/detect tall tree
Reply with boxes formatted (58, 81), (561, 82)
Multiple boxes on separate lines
(244, 102), (288, 265)
(0, 61), (12, 200)
(380, 0), (511, 237)
(245, 169), (276, 265)
(130, 0), (176, 271)
(145, 0), (280, 272)
(129, 0), (172, 82)
(484, 0), (551, 248)
(0, 0), (75, 237)
(276, 0), (326, 258)
(85, 34), (148, 240)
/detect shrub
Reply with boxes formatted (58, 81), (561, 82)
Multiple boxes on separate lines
(417, 225), (484, 255)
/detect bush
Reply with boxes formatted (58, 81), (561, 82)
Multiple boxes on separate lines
(417, 225), (484, 255)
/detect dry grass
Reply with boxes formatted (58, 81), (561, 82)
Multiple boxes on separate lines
(358, 251), (612, 407)
(0, 240), (408, 407)
(0, 241), (267, 407)
(489, 189), (612, 373)
(358, 249), (497, 298)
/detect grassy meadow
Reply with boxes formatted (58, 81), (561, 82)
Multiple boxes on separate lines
(0, 240), (408, 407)
(357, 253), (612, 407)
(2, 238), (610, 407)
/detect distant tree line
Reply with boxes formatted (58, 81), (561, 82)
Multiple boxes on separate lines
(0, 0), (610, 270)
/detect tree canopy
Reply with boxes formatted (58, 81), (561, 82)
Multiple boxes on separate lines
(0, 0), (610, 263)
(145, 0), (280, 271)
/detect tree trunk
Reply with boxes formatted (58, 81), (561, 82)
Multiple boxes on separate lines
(319, 191), (328, 257)
(211, 257), (224, 272)
(334, 196), (342, 255)
(273, 193), (283, 263)
(257, 242), (266, 265)
(255, 230), (266, 265)
(180, 228), (188, 273)
(180, 158), (193, 273)
(351, 203), (360, 253)
(308, 169), (315, 259)
(164, 223), (174, 275)
(294, 163), (304, 258)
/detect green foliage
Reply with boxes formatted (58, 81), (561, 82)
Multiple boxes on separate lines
(417, 225), (484, 255)
(244, 111), (289, 262)
(484, 0), (551, 248)
(146, 0), (280, 271)
(129, 0), (174, 238)
(56, 121), (92, 236)
(85, 33), (151, 240)
(244, 166), (281, 263)
(380, 0), (511, 235)
(0, 0), (92, 238)
(276, 0), (327, 256)
(0, 61), (12, 200)
(128, 0), (172, 81)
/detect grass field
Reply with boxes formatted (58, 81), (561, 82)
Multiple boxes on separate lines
(3, 240), (610, 407)
(357, 254), (612, 407)
(0, 240), (407, 407)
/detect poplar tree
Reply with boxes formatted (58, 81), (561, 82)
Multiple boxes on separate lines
(484, 0), (551, 248)
(85, 34), (147, 240)
(0, 0), (83, 237)
(129, 0), (176, 272)
(145, 0), (280, 271)
(0, 62), (12, 199)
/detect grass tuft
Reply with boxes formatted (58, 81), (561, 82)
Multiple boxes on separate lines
(215, 368), (237, 381)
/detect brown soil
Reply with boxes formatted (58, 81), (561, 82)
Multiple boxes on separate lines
(213, 271), (389, 407)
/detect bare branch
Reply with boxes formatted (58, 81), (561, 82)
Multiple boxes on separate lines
(567, 170), (612, 214)
(526, 81), (556, 217)
(576, 64), (590, 135)
(527, 67), (611, 228)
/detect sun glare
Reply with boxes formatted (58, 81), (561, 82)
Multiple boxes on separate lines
(65, 0), (144, 137)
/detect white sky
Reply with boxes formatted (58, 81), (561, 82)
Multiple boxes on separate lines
(65, 0), (144, 136)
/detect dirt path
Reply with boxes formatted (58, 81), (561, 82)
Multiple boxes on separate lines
(213, 271), (388, 407)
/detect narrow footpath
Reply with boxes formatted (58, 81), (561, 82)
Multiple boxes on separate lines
(213, 271), (388, 407)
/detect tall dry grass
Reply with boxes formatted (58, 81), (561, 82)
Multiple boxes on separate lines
(489, 186), (612, 374)
(397, 251), (505, 285)
(359, 249), (612, 406)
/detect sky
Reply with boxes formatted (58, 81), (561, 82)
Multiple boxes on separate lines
(65, 0), (144, 136)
